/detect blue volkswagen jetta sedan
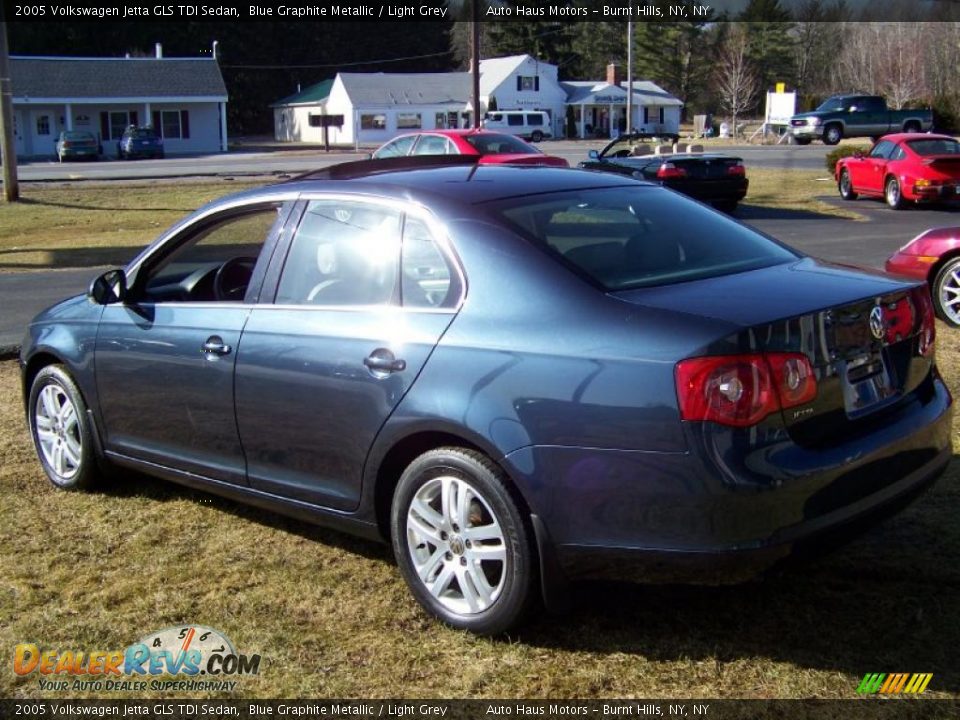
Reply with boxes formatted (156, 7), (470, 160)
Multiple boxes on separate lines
(20, 157), (953, 634)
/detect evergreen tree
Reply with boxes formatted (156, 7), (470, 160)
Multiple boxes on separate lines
(737, 0), (796, 95)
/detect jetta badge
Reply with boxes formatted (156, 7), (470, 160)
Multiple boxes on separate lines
(869, 305), (885, 340)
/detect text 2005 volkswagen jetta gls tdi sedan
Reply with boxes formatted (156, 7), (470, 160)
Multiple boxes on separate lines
(21, 158), (953, 634)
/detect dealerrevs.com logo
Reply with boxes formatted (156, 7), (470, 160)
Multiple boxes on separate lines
(856, 673), (933, 695)
(13, 625), (261, 692)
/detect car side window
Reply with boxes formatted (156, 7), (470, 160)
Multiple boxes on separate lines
(889, 144), (906, 161)
(275, 200), (401, 307)
(507, 114), (524, 127)
(139, 204), (283, 303)
(401, 216), (461, 309)
(374, 136), (416, 158)
(413, 136), (454, 155)
(870, 140), (895, 159)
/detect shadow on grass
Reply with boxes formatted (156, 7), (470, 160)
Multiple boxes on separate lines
(89, 454), (959, 693)
(15, 197), (196, 213)
(0, 245), (144, 270)
(735, 202), (858, 221)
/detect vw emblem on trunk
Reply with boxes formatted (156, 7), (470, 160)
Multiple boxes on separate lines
(869, 305), (885, 340)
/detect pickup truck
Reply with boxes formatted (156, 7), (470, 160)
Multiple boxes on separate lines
(789, 95), (933, 145)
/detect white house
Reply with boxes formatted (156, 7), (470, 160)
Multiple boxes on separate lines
(478, 54), (568, 138)
(562, 65), (683, 139)
(273, 72), (473, 146)
(9, 46), (228, 159)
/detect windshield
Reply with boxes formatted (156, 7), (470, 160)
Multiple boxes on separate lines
(489, 187), (798, 291)
(463, 134), (540, 155)
(906, 138), (960, 156)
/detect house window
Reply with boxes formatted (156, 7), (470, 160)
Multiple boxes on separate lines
(397, 113), (421, 129)
(161, 110), (182, 139)
(435, 112), (446, 129)
(360, 113), (387, 130)
(659, 107), (665, 124)
(36, 115), (50, 135)
(517, 75), (539, 92)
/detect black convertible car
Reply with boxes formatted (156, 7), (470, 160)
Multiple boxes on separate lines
(579, 133), (749, 212)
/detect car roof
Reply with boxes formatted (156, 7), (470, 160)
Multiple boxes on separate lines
(880, 133), (954, 143)
(266, 159), (649, 207)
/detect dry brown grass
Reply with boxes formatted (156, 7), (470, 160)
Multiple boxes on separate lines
(1, 331), (958, 700)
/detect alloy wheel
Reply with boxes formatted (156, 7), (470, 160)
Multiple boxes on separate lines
(34, 383), (83, 480)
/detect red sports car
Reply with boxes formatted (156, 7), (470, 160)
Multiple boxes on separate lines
(371, 129), (568, 167)
(836, 133), (960, 209)
(886, 226), (960, 326)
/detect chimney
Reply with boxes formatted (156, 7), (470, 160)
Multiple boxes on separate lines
(155, 43), (163, 59)
(606, 63), (621, 87)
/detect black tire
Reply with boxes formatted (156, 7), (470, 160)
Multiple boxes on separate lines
(713, 200), (738, 213)
(793, 137), (812, 146)
(885, 176), (905, 210)
(28, 365), (99, 491)
(390, 447), (535, 634)
(932, 256), (960, 327)
(530, 131), (543, 143)
(903, 121), (921, 134)
(838, 169), (859, 200)
(823, 124), (843, 145)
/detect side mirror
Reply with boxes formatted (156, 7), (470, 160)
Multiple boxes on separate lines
(587, 149), (600, 160)
(89, 268), (127, 305)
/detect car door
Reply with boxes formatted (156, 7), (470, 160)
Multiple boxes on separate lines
(233, 197), (463, 510)
(95, 199), (295, 484)
(861, 139), (896, 194)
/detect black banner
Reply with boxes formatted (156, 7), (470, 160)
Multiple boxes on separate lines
(2, 700), (960, 720)
(5, 0), (960, 23)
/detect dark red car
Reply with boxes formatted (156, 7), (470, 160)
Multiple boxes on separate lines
(886, 226), (960, 326)
(371, 129), (568, 167)
(836, 133), (960, 209)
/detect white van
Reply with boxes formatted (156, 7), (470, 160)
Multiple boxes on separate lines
(482, 110), (552, 142)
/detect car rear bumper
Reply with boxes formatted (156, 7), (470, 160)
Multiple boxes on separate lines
(506, 372), (952, 584)
(666, 178), (749, 205)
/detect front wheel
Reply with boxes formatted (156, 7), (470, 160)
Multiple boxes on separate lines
(838, 169), (859, 200)
(823, 124), (843, 145)
(885, 176), (905, 209)
(390, 447), (535, 634)
(933, 257), (960, 327)
(793, 136), (812, 146)
(28, 365), (98, 490)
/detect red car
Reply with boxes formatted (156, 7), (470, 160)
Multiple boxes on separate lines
(886, 226), (960, 326)
(836, 133), (960, 209)
(371, 129), (568, 167)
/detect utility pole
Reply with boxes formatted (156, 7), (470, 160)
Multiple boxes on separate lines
(471, 0), (480, 128)
(625, 21), (633, 135)
(0, 11), (20, 202)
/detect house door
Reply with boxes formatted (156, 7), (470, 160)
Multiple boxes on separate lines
(31, 111), (56, 158)
(13, 111), (26, 156)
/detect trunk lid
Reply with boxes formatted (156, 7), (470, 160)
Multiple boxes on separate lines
(613, 258), (934, 445)
(667, 155), (743, 180)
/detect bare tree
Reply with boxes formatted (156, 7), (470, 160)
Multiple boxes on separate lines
(714, 25), (760, 137)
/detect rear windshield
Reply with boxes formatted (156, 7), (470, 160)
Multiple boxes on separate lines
(62, 132), (94, 141)
(489, 187), (798, 291)
(464, 134), (540, 156)
(906, 138), (960, 156)
(128, 128), (159, 139)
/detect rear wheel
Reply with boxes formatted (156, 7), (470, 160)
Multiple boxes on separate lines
(903, 121), (921, 134)
(838, 169), (859, 200)
(823, 124), (843, 145)
(28, 365), (98, 491)
(933, 257), (960, 326)
(390, 447), (535, 634)
(530, 131), (543, 143)
(885, 176), (905, 209)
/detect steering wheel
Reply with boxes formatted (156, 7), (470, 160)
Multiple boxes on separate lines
(213, 256), (257, 302)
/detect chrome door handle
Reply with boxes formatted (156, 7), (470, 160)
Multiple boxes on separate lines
(202, 336), (232, 356)
(364, 349), (406, 373)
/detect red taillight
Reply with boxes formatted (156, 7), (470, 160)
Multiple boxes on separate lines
(675, 352), (817, 428)
(727, 162), (745, 176)
(912, 287), (936, 357)
(657, 162), (687, 179)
